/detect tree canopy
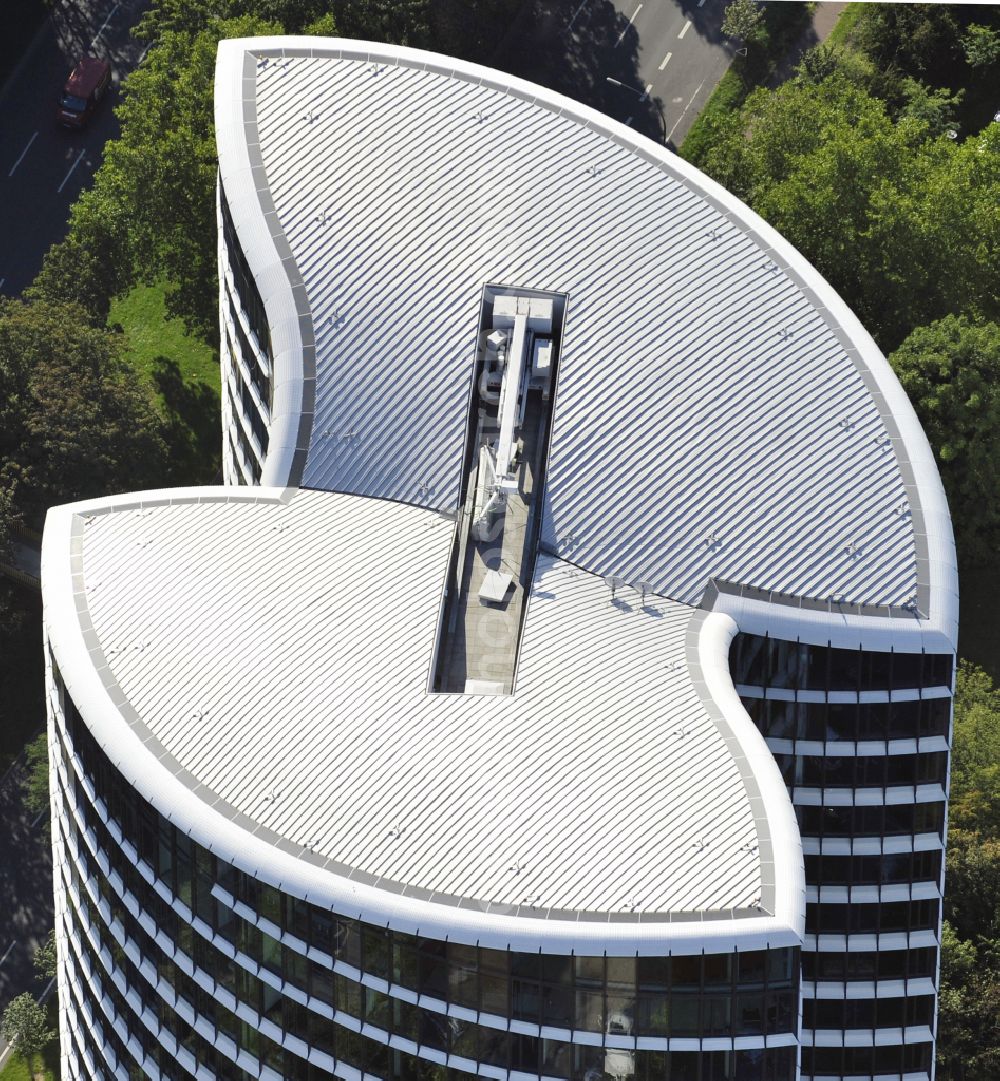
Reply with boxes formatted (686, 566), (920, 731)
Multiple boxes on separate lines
(0, 299), (168, 527)
(938, 921), (1000, 1081)
(889, 316), (1000, 566)
(855, 4), (964, 78)
(963, 23), (1000, 69)
(0, 993), (54, 1067)
(690, 76), (1000, 351)
(32, 930), (58, 982)
(721, 0), (763, 44)
(938, 663), (1000, 1077)
(22, 731), (49, 820)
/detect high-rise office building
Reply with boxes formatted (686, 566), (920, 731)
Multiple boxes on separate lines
(42, 37), (957, 1081)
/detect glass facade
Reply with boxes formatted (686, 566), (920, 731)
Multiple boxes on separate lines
(51, 665), (800, 1081)
(219, 179), (273, 485)
(731, 633), (951, 1080)
(740, 697), (950, 744)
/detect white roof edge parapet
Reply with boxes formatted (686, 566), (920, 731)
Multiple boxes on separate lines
(704, 587), (956, 657)
(215, 40), (308, 487)
(215, 35), (956, 639)
(44, 488), (802, 956)
(693, 612), (805, 944)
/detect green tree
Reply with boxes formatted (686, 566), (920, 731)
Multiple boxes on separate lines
(303, 11), (338, 34)
(693, 76), (1000, 350)
(796, 44), (838, 85)
(948, 662), (1000, 834)
(0, 993), (55, 1076)
(0, 483), (18, 634)
(897, 78), (962, 137)
(963, 23), (1000, 68)
(889, 318), (1000, 565)
(32, 929), (58, 981)
(102, 15), (281, 339)
(938, 665), (1000, 1076)
(937, 923), (1000, 1080)
(946, 831), (1000, 944)
(855, 4), (962, 77)
(425, 0), (521, 60)
(27, 206), (133, 327)
(721, 0), (763, 45)
(22, 731), (49, 820)
(0, 299), (168, 526)
(135, 0), (229, 39)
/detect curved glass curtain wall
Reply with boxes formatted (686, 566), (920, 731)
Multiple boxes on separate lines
(50, 667), (800, 1081)
(730, 633), (953, 1081)
(219, 180), (273, 485)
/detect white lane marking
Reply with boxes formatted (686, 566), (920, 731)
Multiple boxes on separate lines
(678, 19), (692, 38)
(568, 0), (590, 30)
(8, 131), (38, 178)
(89, 0), (120, 47)
(57, 148), (87, 193)
(668, 77), (706, 140)
(30, 808), (47, 829)
(698, 0), (706, 7)
(643, 82), (653, 100)
(659, 51), (673, 70)
(616, 3), (643, 45)
(0, 279), (5, 290)
(0, 940), (15, 966)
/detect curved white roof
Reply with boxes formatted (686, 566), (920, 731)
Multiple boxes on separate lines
(215, 37), (956, 632)
(38, 35), (962, 959)
(43, 487), (802, 953)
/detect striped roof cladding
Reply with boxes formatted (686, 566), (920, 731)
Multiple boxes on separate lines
(78, 490), (762, 916)
(248, 47), (918, 610)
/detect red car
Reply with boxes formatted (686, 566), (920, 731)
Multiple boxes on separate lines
(57, 57), (112, 128)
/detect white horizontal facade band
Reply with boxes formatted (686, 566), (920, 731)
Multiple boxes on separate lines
(801, 835), (943, 857)
(766, 738), (950, 758)
(738, 687), (952, 704)
(803, 978), (936, 1000)
(801, 1075), (929, 1081)
(805, 932), (939, 952)
(803, 1026), (934, 1048)
(792, 785), (945, 806)
(806, 884), (941, 904)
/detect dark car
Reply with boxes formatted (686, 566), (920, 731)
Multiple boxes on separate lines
(57, 57), (111, 128)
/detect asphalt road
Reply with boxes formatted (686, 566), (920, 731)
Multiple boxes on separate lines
(0, 752), (53, 1062)
(499, 0), (733, 147)
(0, 0), (150, 298)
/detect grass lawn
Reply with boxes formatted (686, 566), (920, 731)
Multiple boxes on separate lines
(109, 281), (222, 485)
(0, 1045), (59, 1081)
(825, 2), (865, 50)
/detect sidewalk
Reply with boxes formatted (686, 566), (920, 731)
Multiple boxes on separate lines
(769, 1), (847, 86)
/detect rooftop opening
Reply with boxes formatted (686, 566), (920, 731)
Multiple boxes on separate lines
(431, 285), (566, 694)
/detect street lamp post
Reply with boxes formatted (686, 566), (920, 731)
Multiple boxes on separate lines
(605, 76), (649, 103)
